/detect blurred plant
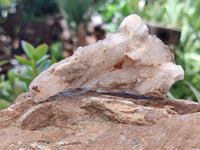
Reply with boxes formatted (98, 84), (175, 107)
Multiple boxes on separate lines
(0, 60), (8, 70)
(22, 0), (59, 20)
(56, 0), (106, 46)
(184, 81), (200, 103)
(50, 41), (64, 61)
(0, 0), (17, 23)
(0, 0), (16, 9)
(168, 0), (200, 101)
(0, 60), (12, 104)
(0, 69), (27, 103)
(0, 41), (55, 109)
(164, 0), (183, 28)
(0, 74), (12, 109)
(14, 41), (51, 87)
(0, 98), (11, 109)
(99, 0), (131, 32)
(56, 0), (105, 29)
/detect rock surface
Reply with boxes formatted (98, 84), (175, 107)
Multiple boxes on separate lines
(1, 90), (200, 150)
(29, 14), (184, 103)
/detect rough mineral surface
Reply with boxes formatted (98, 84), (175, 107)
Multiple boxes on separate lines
(29, 14), (184, 103)
(0, 90), (200, 150)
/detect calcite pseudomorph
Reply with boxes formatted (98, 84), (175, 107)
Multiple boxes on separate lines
(29, 14), (184, 103)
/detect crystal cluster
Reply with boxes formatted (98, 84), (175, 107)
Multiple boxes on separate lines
(29, 14), (184, 102)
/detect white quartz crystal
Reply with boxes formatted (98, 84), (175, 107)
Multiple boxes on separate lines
(29, 14), (184, 102)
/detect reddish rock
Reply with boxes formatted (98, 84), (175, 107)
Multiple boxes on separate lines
(0, 90), (200, 149)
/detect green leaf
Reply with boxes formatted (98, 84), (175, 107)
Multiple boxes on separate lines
(22, 66), (35, 79)
(14, 79), (29, 93)
(0, 99), (11, 110)
(7, 69), (15, 83)
(21, 40), (35, 59)
(0, 60), (8, 67)
(184, 81), (200, 103)
(50, 58), (57, 65)
(185, 53), (200, 61)
(14, 74), (32, 83)
(36, 55), (49, 65)
(37, 59), (50, 72)
(167, 91), (175, 99)
(34, 44), (49, 61)
(14, 55), (32, 66)
(0, 74), (6, 82)
(0, 81), (9, 88)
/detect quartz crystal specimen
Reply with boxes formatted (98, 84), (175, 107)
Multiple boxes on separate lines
(29, 14), (184, 103)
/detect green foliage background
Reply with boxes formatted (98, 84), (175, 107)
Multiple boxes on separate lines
(0, 41), (54, 105)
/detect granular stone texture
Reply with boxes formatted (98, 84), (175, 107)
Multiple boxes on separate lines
(0, 90), (200, 150)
